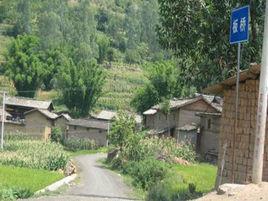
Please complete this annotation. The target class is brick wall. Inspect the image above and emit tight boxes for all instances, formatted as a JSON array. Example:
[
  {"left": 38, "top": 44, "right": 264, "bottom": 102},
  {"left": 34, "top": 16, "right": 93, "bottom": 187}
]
[{"left": 217, "top": 79, "right": 261, "bottom": 185}]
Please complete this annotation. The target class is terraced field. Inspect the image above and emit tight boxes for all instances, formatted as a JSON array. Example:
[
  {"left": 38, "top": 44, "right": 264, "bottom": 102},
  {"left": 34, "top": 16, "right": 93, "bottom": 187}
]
[{"left": 96, "top": 64, "right": 147, "bottom": 111}]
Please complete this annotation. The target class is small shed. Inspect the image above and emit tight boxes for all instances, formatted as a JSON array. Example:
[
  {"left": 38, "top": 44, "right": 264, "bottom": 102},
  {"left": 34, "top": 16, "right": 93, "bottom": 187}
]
[
  {"left": 196, "top": 112, "right": 221, "bottom": 162},
  {"left": 204, "top": 63, "right": 265, "bottom": 186},
  {"left": 177, "top": 123, "right": 198, "bottom": 145},
  {"left": 67, "top": 119, "right": 109, "bottom": 146}
]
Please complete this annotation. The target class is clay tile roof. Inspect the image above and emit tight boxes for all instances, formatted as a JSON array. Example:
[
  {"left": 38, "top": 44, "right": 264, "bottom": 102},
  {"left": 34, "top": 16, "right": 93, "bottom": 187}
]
[
  {"left": 143, "top": 94, "right": 223, "bottom": 115},
  {"left": 5, "top": 96, "right": 53, "bottom": 110},
  {"left": 204, "top": 63, "right": 260, "bottom": 95},
  {"left": 57, "top": 113, "right": 72, "bottom": 121},
  {"left": 24, "top": 109, "right": 58, "bottom": 120},
  {"left": 94, "top": 110, "right": 117, "bottom": 121},
  {"left": 68, "top": 119, "right": 109, "bottom": 130}
]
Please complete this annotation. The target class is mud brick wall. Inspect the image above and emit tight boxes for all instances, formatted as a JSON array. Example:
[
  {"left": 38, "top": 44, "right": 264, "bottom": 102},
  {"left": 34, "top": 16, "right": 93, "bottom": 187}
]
[{"left": 217, "top": 78, "right": 268, "bottom": 185}]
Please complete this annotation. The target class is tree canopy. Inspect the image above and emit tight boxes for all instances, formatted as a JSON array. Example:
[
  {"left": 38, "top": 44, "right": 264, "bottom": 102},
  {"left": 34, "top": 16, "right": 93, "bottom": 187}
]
[{"left": 157, "top": 0, "right": 265, "bottom": 89}]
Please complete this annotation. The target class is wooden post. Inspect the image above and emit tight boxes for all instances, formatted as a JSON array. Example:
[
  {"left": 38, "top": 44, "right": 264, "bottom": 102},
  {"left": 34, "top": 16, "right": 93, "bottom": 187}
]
[{"left": 252, "top": 0, "right": 268, "bottom": 184}]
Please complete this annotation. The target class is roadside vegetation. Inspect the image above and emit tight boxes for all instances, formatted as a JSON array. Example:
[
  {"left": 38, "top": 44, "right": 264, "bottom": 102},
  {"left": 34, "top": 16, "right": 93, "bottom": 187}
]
[{"left": 106, "top": 113, "right": 217, "bottom": 201}]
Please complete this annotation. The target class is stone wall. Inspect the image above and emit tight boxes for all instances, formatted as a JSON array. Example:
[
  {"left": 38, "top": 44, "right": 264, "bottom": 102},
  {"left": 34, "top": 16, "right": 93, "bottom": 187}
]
[{"left": 217, "top": 79, "right": 261, "bottom": 186}]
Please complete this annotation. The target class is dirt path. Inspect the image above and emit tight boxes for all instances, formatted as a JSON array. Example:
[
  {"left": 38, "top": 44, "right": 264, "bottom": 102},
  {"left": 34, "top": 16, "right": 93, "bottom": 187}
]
[
  {"left": 194, "top": 183, "right": 268, "bottom": 201},
  {"left": 23, "top": 153, "right": 138, "bottom": 201}
]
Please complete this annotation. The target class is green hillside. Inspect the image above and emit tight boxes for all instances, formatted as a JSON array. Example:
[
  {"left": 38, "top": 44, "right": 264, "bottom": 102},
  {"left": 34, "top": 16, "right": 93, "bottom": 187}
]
[
  {"left": 36, "top": 63, "right": 147, "bottom": 112},
  {"left": 96, "top": 63, "right": 147, "bottom": 111}
]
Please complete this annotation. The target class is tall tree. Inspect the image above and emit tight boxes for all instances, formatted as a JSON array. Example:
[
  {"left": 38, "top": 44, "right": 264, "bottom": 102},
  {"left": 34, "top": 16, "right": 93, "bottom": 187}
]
[
  {"left": 157, "top": 0, "right": 265, "bottom": 89},
  {"left": 57, "top": 60, "right": 105, "bottom": 117},
  {"left": 131, "top": 61, "right": 196, "bottom": 113},
  {"left": 4, "top": 35, "right": 46, "bottom": 98}
]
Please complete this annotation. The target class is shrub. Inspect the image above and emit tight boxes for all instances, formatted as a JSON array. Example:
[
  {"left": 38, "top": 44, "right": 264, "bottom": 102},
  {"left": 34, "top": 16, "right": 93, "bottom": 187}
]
[
  {"left": 108, "top": 112, "right": 136, "bottom": 150},
  {"left": 50, "top": 127, "right": 63, "bottom": 143},
  {"left": 63, "top": 138, "right": 97, "bottom": 151},
  {"left": 123, "top": 158, "right": 168, "bottom": 190}
]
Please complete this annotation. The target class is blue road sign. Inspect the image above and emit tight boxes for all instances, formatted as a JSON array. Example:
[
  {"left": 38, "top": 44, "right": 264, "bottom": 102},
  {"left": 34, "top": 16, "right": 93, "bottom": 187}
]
[{"left": 230, "top": 6, "right": 250, "bottom": 44}]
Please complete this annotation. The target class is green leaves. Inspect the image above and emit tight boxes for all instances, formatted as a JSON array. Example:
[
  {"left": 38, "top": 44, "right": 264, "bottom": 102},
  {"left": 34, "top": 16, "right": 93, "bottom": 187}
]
[
  {"left": 132, "top": 61, "right": 196, "bottom": 113},
  {"left": 4, "top": 35, "right": 45, "bottom": 97},
  {"left": 157, "top": 0, "right": 265, "bottom": 89},
  {"left": 57, "top": 59, "right": 105, "bottom": 117}
]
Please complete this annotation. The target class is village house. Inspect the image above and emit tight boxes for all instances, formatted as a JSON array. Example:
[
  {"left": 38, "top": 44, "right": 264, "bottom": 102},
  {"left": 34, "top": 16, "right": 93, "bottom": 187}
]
[
  {"left": 5, "top": 96, "right": 54, "bottom": 120},
  {"left": 204, "top": 63, "right": 267, "bottom": 186},
  {"left": 143, "top": 94, "right": 222, "bottom": 145},
  {"left": 67, "top": 118, "right": 109, "bottom": 146}
]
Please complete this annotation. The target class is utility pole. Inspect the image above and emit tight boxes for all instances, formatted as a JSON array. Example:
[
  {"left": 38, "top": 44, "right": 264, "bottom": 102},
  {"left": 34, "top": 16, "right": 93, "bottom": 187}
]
[
  {"left": 252, "top": 0, "right": 268, "bottom": 184},
  {"left": 1, "top": 91, "right": 6, "bottom": 150}
]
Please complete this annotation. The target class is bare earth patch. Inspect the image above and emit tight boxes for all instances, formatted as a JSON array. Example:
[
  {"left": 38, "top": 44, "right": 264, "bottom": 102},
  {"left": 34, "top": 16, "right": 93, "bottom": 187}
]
[{"left": 195, "top": 182, "right": 268, "bottom": 201}]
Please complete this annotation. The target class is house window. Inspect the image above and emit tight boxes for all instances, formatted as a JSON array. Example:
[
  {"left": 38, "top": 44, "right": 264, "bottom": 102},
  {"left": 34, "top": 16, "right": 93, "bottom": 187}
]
[
  {"left": 87, "top": 128, "right": 89, "bottom": 131},
  {"left": 74, "top": 126, "right": 77, "bottom": 130},
  {"left": 207, "top": 119, "right": 211, "bottom": 130},
  {"left": 99, "top": 130, "right": 102, "bottom": 133}
]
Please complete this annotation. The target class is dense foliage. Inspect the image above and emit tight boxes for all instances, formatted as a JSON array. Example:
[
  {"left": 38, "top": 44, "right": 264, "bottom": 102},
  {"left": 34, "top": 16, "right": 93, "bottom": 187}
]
[
  {"left": 108, "top": 112, "right": 136, "bottom": 150},
  {"left": 107, "top": 112, "right": 196, "bottom": 183},
  {"left": 57, "top": 59, "right": 105, "bottom": 117},
  {"left": 4, "top": 35, "right": 47, "bottom": 97},
  {"left": 131, "top": 61, "right": 196, "bottom": 113},
  {"left": 0, "top": 0, "right": 165, "bottom": 64},
  {"left": 157, "top": 0, "right": 265, "bottom": 89}
]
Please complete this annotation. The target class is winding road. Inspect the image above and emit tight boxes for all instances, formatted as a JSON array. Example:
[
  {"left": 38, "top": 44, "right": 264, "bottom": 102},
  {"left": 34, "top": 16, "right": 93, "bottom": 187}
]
[{"left": 24, "top": 153, "right": 138, "bottom": 201}]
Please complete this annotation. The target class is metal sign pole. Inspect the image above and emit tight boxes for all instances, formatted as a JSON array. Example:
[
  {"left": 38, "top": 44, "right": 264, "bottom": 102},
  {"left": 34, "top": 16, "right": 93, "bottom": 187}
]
[
  {"left": 1, "top": 91, "right": 6, "bottom": 150},
  {"left": 252, "top": 0, "right": 268, "bottom": 184},
  {"left": 232, "top": 43, "right": 241, "bottom": 182}
]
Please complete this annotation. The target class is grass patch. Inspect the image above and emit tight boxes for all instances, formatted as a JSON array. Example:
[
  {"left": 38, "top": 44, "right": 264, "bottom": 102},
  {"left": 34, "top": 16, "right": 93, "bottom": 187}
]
[
  {"left": 147, "top": 163, "right": 217, "bottom": 201},
  {"left": 0, "top": 165, "right": 64, "bottom": 192},
  {"left": 172, "top": 163, "right": 217, "bottom": 194}
]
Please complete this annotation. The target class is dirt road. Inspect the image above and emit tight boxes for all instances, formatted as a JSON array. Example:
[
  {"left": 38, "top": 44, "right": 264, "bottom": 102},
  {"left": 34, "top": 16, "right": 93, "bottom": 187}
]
[{"left": 23, "top": 153, "right": 138, "bottom": 201}]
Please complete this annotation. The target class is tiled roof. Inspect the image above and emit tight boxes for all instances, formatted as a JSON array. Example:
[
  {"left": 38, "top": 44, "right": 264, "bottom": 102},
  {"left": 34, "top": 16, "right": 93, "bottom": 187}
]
[
  {"left": 56, "top": 113, "right": 72, "bottom": 121},
  {"left": 24, "top": 109, "right": 58, "bottom": 120},
  {"left": 68, "top": 119, "right": 109, "bottom": 130},
  {"left": 94, "top": 110, "right": 117, "bottom": 120},
  {"left": 143, "top": 94, "right": 223, "bottom": 115},
  {"left": 5, "top": 96, "right": 53, "bottom": 110},
  {"left": 92, "top": 110, "right": 142, "bottom": 124},
  {"left": 204, "top": 63, "right": 260, "bottom": 94}
]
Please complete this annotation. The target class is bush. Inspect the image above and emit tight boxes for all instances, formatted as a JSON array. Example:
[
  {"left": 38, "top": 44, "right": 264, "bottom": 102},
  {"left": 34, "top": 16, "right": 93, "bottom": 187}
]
[
  {"left": 50, "top": 127, "right": 63, "bottom": 143},
  {"left": 63, "top": 138, "right": 97, "bottom": 151},
  {"left": 123, "top": 158, "right": 168, "bottom": 190},
  {"left": 0, "top": 139, "right": 69, "bottom": 171},
  {"left": 108, "top": 112, "right": 136, "bottom": 150}
]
